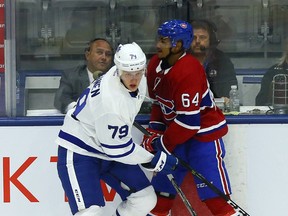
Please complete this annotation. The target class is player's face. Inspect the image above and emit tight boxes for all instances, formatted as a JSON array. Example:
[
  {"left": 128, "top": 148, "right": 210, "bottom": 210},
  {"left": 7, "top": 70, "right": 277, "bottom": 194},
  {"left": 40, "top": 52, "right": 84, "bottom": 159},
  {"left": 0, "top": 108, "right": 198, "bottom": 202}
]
[
  {"left": 85, "top": 40, "right": 113, "bottom": 73},
  {"left": 191, "top": 28, "right": 210, "bottom": 53},
  {"left": 120, "top": 70, "right": 145, "bottom": 92},
  {"left": 156, "top": 36, "right": 172, "bottom": 59}
]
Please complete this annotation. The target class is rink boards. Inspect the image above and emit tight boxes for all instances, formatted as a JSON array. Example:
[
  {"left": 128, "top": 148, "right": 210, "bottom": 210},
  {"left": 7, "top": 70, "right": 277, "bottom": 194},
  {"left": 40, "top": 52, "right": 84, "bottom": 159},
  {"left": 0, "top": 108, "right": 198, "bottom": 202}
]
[{"left": 0, "top": 120, "right": 288, "bottom": 216}]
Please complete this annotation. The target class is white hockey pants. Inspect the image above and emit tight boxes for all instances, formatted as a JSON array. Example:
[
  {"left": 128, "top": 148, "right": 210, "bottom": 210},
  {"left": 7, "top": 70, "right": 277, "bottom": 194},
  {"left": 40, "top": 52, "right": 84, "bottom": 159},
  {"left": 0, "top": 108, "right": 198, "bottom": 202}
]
[
  {"left": 114, "top": 185, "right": 157, "bottom": 216},
  {"left": 74, "top": 185, "right": 156, "bottom": 216}
]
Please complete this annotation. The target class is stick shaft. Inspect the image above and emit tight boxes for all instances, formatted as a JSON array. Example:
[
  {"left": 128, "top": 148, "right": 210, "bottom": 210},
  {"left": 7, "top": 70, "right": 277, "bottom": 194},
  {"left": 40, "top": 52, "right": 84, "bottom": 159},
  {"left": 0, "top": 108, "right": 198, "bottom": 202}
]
[{"left": 167, "top": 174, "right": 197, "bottom": 216}]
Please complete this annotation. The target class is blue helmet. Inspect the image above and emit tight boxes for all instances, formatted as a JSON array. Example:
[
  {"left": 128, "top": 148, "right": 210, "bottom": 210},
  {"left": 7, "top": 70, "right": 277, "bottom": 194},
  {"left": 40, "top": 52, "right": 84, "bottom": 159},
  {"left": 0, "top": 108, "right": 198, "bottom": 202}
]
[{"left": 158, "top": 20, "right": 193, "bottom": 50}]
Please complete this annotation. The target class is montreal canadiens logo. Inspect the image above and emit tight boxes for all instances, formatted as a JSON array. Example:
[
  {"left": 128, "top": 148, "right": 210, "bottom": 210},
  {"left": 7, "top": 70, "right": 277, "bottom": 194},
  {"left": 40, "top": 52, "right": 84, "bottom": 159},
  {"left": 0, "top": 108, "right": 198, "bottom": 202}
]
[
  {"left": 180, "top": 23, "right": 187, "bottom": 29},
  {"left": 156, "top": 95, "right": 176, "bottom": 120}
]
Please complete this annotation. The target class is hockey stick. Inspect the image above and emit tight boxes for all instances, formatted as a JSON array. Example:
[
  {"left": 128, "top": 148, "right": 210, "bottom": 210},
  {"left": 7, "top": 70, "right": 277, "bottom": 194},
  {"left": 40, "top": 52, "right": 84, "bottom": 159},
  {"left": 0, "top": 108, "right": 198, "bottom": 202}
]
[
  {"left": 133, "top": 121, "right": 250, "bottom": 216},
  {"left": 134, "top": 122, "right": 197, "bottom": 216},
  {"left": 167, "top": 174, "right": 197, "bottom": 216}
]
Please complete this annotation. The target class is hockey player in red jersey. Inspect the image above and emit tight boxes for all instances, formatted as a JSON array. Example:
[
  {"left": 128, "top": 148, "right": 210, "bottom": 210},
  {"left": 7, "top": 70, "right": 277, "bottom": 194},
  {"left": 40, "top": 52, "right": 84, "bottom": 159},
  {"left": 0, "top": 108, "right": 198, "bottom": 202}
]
[{"left": 143, "top": 20, "right": 237, "bottom": 216}]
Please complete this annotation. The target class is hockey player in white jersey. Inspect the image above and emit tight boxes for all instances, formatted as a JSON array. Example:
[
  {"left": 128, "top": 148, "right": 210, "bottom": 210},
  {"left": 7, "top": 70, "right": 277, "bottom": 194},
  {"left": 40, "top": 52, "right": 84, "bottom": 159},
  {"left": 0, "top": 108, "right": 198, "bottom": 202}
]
[{"left": 56, "top": 42, "right": 178, "bottom": 216}]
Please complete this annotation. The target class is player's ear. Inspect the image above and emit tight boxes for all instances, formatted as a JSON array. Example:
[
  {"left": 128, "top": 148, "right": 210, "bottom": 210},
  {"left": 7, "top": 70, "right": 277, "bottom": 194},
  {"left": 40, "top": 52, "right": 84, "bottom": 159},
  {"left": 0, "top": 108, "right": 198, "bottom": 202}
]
[{"left": 172, "top": 40, "right": 183, "bottom": 53}]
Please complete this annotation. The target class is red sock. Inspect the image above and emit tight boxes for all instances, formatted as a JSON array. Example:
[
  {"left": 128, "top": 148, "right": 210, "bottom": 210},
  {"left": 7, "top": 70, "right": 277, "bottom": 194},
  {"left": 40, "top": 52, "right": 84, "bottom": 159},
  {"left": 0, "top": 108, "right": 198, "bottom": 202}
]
[
  {"left": 150, "top": 196, "right": 174, "bottom": 216},
  {"left": 203, "top": 196, "right": 236, "bottom": 216}
]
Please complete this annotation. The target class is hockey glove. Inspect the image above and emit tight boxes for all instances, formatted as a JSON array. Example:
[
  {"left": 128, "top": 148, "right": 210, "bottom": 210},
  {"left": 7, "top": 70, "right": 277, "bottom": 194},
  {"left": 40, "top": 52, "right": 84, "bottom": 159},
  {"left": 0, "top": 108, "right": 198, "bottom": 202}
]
[
  {"left": 142, "top": 133, "right": 159, "bottom": 153},
  {"left": 150, "top": 135, "right": 170, "bottom": 155},
  {"left": 141, "top": 128, "right": 164, "bottom": 151},
  {"left": 142, "top": 151, "right": 178, "bottom": 174}
]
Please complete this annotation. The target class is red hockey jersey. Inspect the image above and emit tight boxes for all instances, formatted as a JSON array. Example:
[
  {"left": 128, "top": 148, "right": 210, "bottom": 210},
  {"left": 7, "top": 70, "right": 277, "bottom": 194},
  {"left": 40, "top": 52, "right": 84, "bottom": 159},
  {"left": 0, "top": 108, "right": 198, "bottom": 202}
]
[{"left": 147, "top": 53, "right": 228, "bottom": 152}]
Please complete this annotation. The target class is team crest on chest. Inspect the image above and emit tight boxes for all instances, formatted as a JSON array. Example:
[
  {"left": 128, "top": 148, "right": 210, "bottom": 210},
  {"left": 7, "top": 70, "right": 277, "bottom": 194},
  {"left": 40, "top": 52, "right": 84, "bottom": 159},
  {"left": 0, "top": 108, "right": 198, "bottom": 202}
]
[{"left": 156, "top": 95, "right": 176, "bottom": 120}]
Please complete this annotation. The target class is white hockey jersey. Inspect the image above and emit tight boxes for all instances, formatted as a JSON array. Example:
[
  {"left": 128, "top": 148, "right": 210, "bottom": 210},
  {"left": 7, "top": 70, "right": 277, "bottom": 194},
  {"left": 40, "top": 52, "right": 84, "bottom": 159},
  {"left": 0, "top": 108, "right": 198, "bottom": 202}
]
[{"left": 56, "top": 66, "right": 153, "bottom": 164}]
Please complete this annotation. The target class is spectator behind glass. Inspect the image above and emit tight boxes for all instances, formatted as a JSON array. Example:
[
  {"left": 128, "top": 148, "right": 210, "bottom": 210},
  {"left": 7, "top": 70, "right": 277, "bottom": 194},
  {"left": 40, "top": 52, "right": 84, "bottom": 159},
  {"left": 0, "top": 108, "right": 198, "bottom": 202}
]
[
  {"left": 256, "top": 40, "right": 288, "bottom": 106},
  {"left": 190, "top": 19, "right": 238, "bottom": 101},
  {"left": 54, "top": 38, "right": 113, "bottom": 113}
]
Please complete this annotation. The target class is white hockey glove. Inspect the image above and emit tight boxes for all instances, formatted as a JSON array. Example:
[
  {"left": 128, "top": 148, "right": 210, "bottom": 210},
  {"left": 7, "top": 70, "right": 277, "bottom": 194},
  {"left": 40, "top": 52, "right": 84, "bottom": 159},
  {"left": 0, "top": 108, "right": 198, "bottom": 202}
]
[{"left": 142, "top": 151, "right": 178, "bottom": 174}]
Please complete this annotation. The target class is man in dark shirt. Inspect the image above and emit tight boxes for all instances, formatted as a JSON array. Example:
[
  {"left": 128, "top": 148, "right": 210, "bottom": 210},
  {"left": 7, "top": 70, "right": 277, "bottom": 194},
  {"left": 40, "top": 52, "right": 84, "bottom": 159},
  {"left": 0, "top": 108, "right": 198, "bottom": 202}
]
[
  {"left": 190, "top": 19, "right": 238, "bottom": 100},
  {"left": 256, "top": 63, "right": 288, "bottom": 106}
]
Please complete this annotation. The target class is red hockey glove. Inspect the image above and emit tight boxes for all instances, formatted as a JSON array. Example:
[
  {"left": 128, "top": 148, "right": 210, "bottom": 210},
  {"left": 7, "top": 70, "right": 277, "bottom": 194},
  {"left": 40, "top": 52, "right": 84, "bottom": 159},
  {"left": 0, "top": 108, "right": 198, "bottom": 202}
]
[
  {"left": 147, "top": 127, "right": 164, "bottom": 136},
  {"left": 142, "top": 127, "right": 163, "bottom": 144},
  {"left": 142, "top": 133, "right": 159, "bottom": 153},
  {"left": 142, "top": 135, "right": 171, "bottom": 155}
]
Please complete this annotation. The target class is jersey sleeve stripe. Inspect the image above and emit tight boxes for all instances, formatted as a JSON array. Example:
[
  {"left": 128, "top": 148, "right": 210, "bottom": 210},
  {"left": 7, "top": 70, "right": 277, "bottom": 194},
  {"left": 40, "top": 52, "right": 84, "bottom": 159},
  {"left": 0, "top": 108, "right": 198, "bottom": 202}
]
[
  {"left": 59, "top": 130, "right": 137, "bottom": 159},
  {"left": 201, "top": 91, "right": 214, "bottom": 107},
  {"left": 176, "top": 110, "right": 200, "bottom": 115},
  {"left": 175, "top": 113, "right": 200, "bottom": 127},
  {"left": 202, "top": 88, "right": 210, "bottom": 98},
  {"left": 198, "top": 120, "right": 227, "bottom": 134},
  {"left": 175, "top": 118, "right": 201, "bottom": 130},
  {"left": 58, "top": 130, "right": 105, "bottom": 155},
  {"left": 101, "top": 139, "right": 133, "bottom": 149},
  {"left": 101, "top": 139, "right": 137, "bottom": 158},
  {"left": 104, "top": 143, "right": 136, "bottom": 159},
  {"left": 149, "top": 121, "right": 166, "bottom": 131}
]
